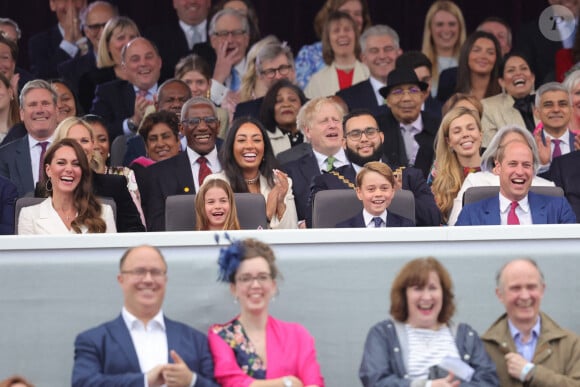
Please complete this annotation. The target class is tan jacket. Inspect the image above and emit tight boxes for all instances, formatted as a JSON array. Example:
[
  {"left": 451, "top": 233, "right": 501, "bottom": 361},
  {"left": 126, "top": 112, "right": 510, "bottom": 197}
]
[{"left": 481, "top": 312, "right": 580, "bottom": 387}]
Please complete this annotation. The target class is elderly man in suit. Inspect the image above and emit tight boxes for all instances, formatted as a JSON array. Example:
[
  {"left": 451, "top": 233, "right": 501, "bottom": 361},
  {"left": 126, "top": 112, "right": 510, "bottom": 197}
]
[
  {"left": 336, "top": 25, "right": 401, "bottom": 114},
  {"left": 145, "top": 97, "right": 222, "bottom": 231},
  {"left": 376, "top": 67, "right": 441, "bottom": 178},
  {"left": 90, "top": 37, "right": 162, "bottom": 140},
  {"left": 72, "top": 245, "right": 218, "bottom": 387},
  {"left": 456, "top": 140, "right": 576, "bottom": 225},
  {"left": 0, "top": 80, "right": 58, "bottom": 197}
]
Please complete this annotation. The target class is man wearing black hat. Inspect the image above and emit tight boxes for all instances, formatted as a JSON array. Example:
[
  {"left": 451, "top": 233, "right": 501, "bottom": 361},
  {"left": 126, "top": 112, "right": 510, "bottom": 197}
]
[{"left": 376, "top": 67, "right": 441, "bottom": 178}]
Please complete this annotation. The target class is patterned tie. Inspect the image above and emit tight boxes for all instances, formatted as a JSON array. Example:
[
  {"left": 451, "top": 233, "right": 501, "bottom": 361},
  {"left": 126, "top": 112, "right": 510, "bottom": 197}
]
[
  {"left": 325, "top": 156, "right": 336, "bottom": 171},
  {"left": 372, "top": 217, "right": 383, "bottom": 228},
  {"left": 137, "top": 89, "right": 148, "bottom": 99},
  {"left": 38, "top": 141, "right": 49, "bottom": 182},
  {"left": 552, "top": 139, "right": 562, "bottom": 159},
  {"left": 230, "top": 68, "right": 241, "bottom": 92},
  {"left": 507, "top": 201, "right": 520, "bottom": 225},
  {"left": 197, "top": 156, "right": 211, "bottom": 186}
]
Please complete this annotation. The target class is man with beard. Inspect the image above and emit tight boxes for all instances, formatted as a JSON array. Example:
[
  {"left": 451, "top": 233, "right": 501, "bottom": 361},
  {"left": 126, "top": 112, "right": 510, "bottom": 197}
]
[{"left": 309, "top": 109, "right": 440, "bottom": 226}]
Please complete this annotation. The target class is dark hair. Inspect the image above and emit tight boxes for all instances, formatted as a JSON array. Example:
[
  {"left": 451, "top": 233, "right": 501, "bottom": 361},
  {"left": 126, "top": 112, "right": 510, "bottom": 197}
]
[
  {"left": 195, "top": 178, "right": 241, "bottom": 230},
  {"left": 43, "top": 139, "right": 107, "bottom": 233},
  {"left": 49, "top": 78, "right": 84, "bottom": 116},
  {"left": 219, "top": 117, "right": 279, "bottom": 192},
  {"left": 322, "top": 11, "right": 361, "bottom": 65},
  {"left": 139, "top": 110, "right": 180, "bottom": 140},
  {"left": 259, "top": 79, "right": 307, "bottom": 134},
  {"left": 82, "top": 113, "right": 108, "bottom": 131},
  {"left": 456, "top": 31, "right": 502, "bottom": 98},
  {"left": 395, "top": 50, "right": 433, "bottom": 72},
  {"left": 498, "top": 51, "right": 534, "bottom": 78},
  {"left": 390, "top": 257, "right": 456, "bottom": 324},
  {"left": 342, "top": 108, "right": 376, "bottom": 135}
]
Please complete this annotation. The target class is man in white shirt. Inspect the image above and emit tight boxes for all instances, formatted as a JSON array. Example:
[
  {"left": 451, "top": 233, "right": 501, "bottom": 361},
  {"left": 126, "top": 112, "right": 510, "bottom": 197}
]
[{"left": 72, "top": 245, "right": 218, "bottom": 387}]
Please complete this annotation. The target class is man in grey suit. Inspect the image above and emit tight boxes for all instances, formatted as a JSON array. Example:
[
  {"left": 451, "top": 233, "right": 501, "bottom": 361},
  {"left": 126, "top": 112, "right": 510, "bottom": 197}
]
[{"left": 0, "top": 80, "right": 58, "bottom": 197}]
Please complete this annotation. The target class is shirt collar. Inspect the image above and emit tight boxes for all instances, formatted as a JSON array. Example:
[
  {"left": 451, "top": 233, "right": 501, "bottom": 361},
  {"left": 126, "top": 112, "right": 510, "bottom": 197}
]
[
  {"left": 499, "top": 192, "right": 530, "bottom": 214},
  {"left": 178, "top": 19, "right": 207, "bottom": 41},
  {"left": 508, "top": 315, "right": 541, "bottom": 341},
  {"left": 121, "top": 306, "right": 165, "bottom": 331},
  {"left": 362, "top": 209, "right": 387, "bottom": 226},
  {"left": 28, "top": 134, "right": 54, "bottom": 149},
  {"left": 312, "top": 148, "right": 347, "bottom": 171},
  {"left": 133, "top": 84, "right": 158, "bottom": 99},
  {"left": 400, "top": 114, "right": 423, "bottom": 133},
  {"left": 187, "top": 145, "right": 219, "bottom": 167}
]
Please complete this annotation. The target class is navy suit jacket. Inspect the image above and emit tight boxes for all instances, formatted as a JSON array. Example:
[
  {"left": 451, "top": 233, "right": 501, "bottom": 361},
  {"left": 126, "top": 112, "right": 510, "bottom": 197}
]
[
  {"left": 58, "top": 51, "right": 97, "bottom": 112},
  {"left": 0, "top": 136, "right": 34, "bottom": 197},
  {"left": 280, "top": 151, "right": 320, "bottom": 223},
  {"left": 233, "top": 97, "right": 263, "bottom": 120},
  {"left": 90, "top": 79, "right": 136, "bottom": 140},
  {"left": 335, "top": 79, "right": 382, "bottom": 114},
  {"left": 376, "top": 110, "right": 440, "bottom": 179},
  {"left": 72, "top": 314, "right": 218, "bottom": 387},
  {"left": 28, "top": 25, "right": 76, "bottom": 79},
  {"left": 336, "top": 211, "right": 414, "bottom": 228},
  {"left": 0, "top": 175, "right": 17, "bottom": 235},
  {"left": 310, "top": 163, "right": 441, "bottom": 227},
  {"left": 455, "top": 192, "right": 577, "bottom": 225},
  {"left": 437, "top": 67, "right": 457, "bottom": 104},
  {"left": 548, "top": 150, "right": 580, "bottom": 222}
]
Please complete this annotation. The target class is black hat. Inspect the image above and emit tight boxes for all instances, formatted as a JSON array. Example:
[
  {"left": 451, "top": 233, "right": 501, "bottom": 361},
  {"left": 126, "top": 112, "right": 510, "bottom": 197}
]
[{"left": 379, "top": 67, "right": 429, "bottom": 98}]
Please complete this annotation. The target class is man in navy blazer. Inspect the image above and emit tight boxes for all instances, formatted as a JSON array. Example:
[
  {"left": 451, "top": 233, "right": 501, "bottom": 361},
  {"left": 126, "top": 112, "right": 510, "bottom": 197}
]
[
  {"left": 72, "top": 245, "right": 218, "bottom": 387},
  {"left": 456, "top": 141, "right": 576, "bottom": 225}
]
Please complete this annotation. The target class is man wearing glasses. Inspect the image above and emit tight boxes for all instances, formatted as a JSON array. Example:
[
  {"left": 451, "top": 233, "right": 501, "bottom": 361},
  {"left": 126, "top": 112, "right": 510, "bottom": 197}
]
[
  {"left": 145, "top": 97, "right": 223, "bottom": 231},
  {"left": 376, "top": 67, "right": 441, "bottom": 178},
  {"left": 72, "top": 245, "right": 218, "bottom": 387}
]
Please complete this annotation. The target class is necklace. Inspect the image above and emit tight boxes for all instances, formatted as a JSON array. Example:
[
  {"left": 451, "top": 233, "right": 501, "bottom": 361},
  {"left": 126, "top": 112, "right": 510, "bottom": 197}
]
[
  {"left": 56, "top": 208, "right": 77, "bottom": 222},
  {"left": 245, "top": 174, "right": 260, "bottom": 185}
]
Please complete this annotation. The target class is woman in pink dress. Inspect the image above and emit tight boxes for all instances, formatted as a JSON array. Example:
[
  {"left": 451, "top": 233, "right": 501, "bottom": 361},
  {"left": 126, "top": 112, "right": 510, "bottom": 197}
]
[{"left": 208, "top": 237, "right": 325, "bottom": 387}]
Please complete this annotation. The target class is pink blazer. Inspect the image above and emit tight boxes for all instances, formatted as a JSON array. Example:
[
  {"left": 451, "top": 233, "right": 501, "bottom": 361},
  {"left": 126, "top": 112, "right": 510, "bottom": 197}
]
[{"left": 208, "top": 315, "right": 324, "bottom": 387}]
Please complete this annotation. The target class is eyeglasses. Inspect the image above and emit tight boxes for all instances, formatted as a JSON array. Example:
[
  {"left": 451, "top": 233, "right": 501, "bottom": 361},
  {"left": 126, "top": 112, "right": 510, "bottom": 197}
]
[
  {"left": 260, "top": 64, "right": 293, "bottom": 79},
  {"left": 121, "top": 268, "right": 166, "bottom": 279},
  {"left": 389, "top": 86, "right": 422, "bottom": 99},
  {"left": 236, "top": 273, "right": 272, "bottom": 285},
  {"left": 85, "top": 22, "right": 107, "bottom": 31},
  {"left": 346, "top": 127, "right": 380, "bottom": 140},
  {"left": 182, "top": 116, "right": 219, "bottom": 127},
  {"left": 213, "top": 29, "right": 247, "bottom": 38}
]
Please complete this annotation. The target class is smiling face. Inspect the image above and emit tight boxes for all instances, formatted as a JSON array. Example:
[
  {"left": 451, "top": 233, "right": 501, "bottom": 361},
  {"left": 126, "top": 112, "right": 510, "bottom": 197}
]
[
  {"left": 204, "top": 186, "right": 231, "bottom": 230},
  {"left": 45, "top": 145, "right": 82, "bottom": 195},
  {"left": 146, "top": 122, "right": 180, "bottom": 162},
  {"left": 446, "top": 113, "right": 482, "bottom": 164},
  {"left": 52, "top": 82, "right": 76, "bottom": 124},
  {"left": 122, "top": 38, "right": 162, "bottom": 91},
  {"left": 180, "top": 70, "right": 210, "bottom": 97},
  {"left": 209, "top": 14, "right": 249, "bottom": 67},
  {"left": 386, "top": 84, "right": 423, "bottom": 124},
  {"left": 118, "top": 246, "right": 167, "bottom": 322},
  {"left": 258, "top": 53, "right": 295, "bottom": 88},
  {"left": 499, "top": 56, "right": 535, "bottom": 99},
  {"left": 233, "top": 122, "right": 264, "bottom": 173},
  {"left": 406, "top": 271, "right": 443, "bottom": 329},
  {"left": 497, "top": 260, "right": 545, "bottom": 330},
  {"left": 356, "top": 170, "right": 395, "bottom": 216},
  {"left": 328, "top": 18, "right": 356, "bottom": 60},
  {"left": 468, "top": 37, "right": 496, "bottom": 76},
  {"left": 0, "top": 41, "right": 15, "bottom": 80},
  {"left": 362, "top": 34, "right": 401, "bottom": 83},
  {"left": 108, "top": 26, "right": 139, "bottom": 66},
  {"left": 274, "top": 87, "right": 301, "bottom": 131},
  {"left": 431, "top": 10, "right": 460, "bottom": 54},
  {"left": 182, "top": 103, "right": 219, "bottom": 154},
  {"left": 496, "top": 141, "right": 534, "bottom": 202},
  {"left": 344, "top": 114, "right": 384, "bottom": 163},
  {"left": 67, "top": 124, "right": 94, "bottom": 159},
  {"left": 304, "top": 102, "right": 344, "bottom": 155},
  {"left": 173, "top": 0, "right": 210, "bottom": 25},
  {"left": 230, "top": 256, "right": 276, "bottom": 314},
  {"left": 157, "top": 81, "right": 190, "bottom": 119},
  {"left": 535, "top": 90, "right": 571, "bottom": 136},
  {"left": 90, "top": 121, "right": 110, "bottom": 160},
  {"left": 337, "top": 0, "right": 364, "bottom": 33},
  {"left": 20, "top": 88, "right": 57, "bottom": 141}
]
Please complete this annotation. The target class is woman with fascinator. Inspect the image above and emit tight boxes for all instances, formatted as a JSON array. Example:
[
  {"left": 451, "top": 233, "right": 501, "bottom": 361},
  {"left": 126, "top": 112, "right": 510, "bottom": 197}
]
[{"left": 208, "top": 238, "right": 324, "bottom": 387}]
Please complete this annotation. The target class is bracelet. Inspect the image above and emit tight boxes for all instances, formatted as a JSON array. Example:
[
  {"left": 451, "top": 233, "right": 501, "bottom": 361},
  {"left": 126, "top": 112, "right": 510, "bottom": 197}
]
[{"left": 519, "top": 362, "right": 535, "bottom": 382}]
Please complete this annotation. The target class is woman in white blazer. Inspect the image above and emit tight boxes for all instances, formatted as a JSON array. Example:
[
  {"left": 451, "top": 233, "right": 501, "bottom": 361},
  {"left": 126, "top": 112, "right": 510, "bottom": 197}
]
[
  {"left": 305, "top": 11, "right": 369, "bottom": 99},
  {"left": 18, "top": 139, "right": 116, "bottom": 234}
]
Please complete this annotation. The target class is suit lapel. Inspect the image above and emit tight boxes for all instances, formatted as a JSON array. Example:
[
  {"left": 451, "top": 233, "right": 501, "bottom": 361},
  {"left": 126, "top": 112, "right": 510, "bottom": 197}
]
[
  {"left": 107, "top": 315, "right": 141, "bottom": 371},
  {"left": 178, "top": 152, "right": 196, "bottom": 193},
  {"left": 354, "top": 213, "right": 366, "bottom": 227},
  {"left": 529, "top": 192, "right": 547, "bottom": 224},
  {"left": 386, "top": 213, "right": 401, "bottom": 227},
  {"left": 484, "top": 197, "right": 502, "bottom": 225},
  {"left": 165, "top": 317, "right": 180, "bottom": 363},
  {"left": 122, "top": 82, "right": 136, "bottom": 117},
  {"left": 15, "top": 137, "right": 34, "bottom": 194}
]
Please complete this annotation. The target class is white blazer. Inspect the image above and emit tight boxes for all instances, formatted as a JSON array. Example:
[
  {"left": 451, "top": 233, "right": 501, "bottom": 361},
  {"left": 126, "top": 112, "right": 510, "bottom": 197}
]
[
  {"left": 304, "top": 61, "right": 370, "bottom": 99},
  {"left": 18, "top": 198, "right": 117, "bottom": 235}
]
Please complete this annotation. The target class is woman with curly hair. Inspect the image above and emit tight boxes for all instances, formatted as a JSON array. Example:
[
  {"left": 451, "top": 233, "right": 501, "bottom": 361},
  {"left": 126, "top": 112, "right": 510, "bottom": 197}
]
[
  {"left": 209, "top": 237, "right": 324, "bottom": 386},
  {"left": 18, "top": 138, "right": 116, "bottom": 234}
]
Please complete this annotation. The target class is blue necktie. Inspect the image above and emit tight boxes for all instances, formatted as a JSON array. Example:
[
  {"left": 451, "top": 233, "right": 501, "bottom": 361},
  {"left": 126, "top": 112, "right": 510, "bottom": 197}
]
[
  {"left": 230, "top": 68, "right": 240, "bottom": 92},
  {"left": 372, "top": 217, "right": 383, "bottom": 228}
]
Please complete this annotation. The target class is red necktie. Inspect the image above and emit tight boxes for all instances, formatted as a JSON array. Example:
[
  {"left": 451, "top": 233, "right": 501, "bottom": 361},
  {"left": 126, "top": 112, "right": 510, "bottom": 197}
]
[
  {"left": 38, "top": 141, "right": 49, "bottom": 181},
  {"left": 507, "top": 201, "right": 520, "bottom": 225},
  {"left": 552, "top": 139, "right": 562, "bottom": 159},
  {"left": 197, "top": 156, "right": 211, "bottom": 186}
]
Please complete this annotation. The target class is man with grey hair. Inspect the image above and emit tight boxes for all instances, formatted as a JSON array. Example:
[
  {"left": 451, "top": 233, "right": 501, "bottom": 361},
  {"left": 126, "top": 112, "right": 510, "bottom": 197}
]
[
  {"left": 481, "top": 258, "right": 580, "bottom": 386},
  {"left": 0, "top": 80, "right": 58, "bottom": 197},
  {"left": 145, "top": 97, "right": 223, "bottom": 231},
  {"left": 208, "top": 8, "right": 250, "bottom": 106},
  {"left": 0, "top": 18, "right": 22, "bottom": 42},
  {"left": 336, "top": 24, "right": 402, "bottom": 113}
]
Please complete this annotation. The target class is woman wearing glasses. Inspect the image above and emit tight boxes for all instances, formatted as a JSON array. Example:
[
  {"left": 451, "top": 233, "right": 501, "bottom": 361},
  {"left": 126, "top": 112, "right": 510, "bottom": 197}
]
[
  {"left": 209, "top": 237, "right": 324, "bottom": 387},
  {"left": 205, "top": 117, "right": 298, "bottom": 229}
]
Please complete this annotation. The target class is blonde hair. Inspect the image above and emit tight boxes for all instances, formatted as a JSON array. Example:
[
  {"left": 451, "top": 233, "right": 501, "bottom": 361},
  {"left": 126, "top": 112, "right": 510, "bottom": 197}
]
[
  {"left": 421, "top": 1, "right": 466, "bottom": 85},
  {"left": 195, "top": 179, "right": 241, "bottom": 230},
  {"left": 96, "top": 16, "right": 140, "bottom": 68},
  {"left": 53, "top": 116, "right": 105, "bottom": 173},
  {"left": 239, "top": 35, "right": 280, "bottom": 102},
  {"left": 432, "top": 107, "right": 481, "bottom": 223}
]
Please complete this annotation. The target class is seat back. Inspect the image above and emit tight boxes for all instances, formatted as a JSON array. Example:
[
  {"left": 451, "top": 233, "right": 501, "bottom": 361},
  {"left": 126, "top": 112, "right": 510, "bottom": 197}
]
[{"left": 463, "top": 186, "right": 565, "bottom": 205}]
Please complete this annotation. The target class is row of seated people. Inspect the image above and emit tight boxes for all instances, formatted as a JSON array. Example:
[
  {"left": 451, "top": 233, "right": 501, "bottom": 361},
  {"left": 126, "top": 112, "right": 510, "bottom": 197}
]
[{"left": 6, "top": 240, "right": 576, "bottom": 386}]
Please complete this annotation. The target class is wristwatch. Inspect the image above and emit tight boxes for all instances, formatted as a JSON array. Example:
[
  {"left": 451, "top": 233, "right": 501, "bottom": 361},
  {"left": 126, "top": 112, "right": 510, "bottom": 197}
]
[
  {"left": 283, "top": 377, "right": 292, "bottom": 387},
  {"left": 127, "top": 118, "right": 137, "bottom": 132}
]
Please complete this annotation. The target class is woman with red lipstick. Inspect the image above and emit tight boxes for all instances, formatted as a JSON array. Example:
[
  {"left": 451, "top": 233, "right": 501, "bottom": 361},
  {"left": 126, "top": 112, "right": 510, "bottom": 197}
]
[
  {"left": 195, "top": 178, "right": 240, "bottom": 230},
  {"left": 209, "top": 237, "right": 324, "bottom": 387},
  {"left": 18, "top": 138, "right": 116, "bottom": 234},
  {"left": 259, "top": 79, "right": 307, "bottom": 156},
  {"left": 431, "top": 107, "right": 483, "bottom": 224},
  {"left": 360, "top": 257, "right": 498, "bottom": 386},
  {"left": 207, "top": 117, "right": 298, "bottom": 229}
]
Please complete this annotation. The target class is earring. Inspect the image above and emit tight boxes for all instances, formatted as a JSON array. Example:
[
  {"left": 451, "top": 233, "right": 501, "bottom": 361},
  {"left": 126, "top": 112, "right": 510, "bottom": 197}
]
[{"left": 45, "top": 177, "right": 53, "bottom": 192}]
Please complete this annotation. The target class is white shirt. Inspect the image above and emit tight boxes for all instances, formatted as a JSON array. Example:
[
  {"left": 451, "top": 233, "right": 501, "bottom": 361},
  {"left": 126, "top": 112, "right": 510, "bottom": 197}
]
[
  {"left": 369, "top": 76, "right": 386, "bottom": 106},
  {"left": 179, "top": 19, "right": 207, "bottom": 49},
  {"left": 362, "top": 209, "right": 387, "bottom": 227},
  {"left": 399, "top": 115, "right": 423, "bottom": 166},
  {"left": 312, "top": 148, "right": 347, "bottom": 172},
  {"left": 210, "top": 58, "right": 247, "bottom": 105},
  {"left": 186, "top": 146, "right": 221, "bottom": 192},
  {"left": 499, "top": 193, "right": 533, "bottom": 225},
  {"left": 28, "top": 135, "right": 53, "bottom": 185},
  {"left": 57, "top": 23, "right": 80, "bottom": 58}
]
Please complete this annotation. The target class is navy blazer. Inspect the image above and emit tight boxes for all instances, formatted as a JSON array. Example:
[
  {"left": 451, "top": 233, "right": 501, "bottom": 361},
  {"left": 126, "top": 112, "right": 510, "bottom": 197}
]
[
  {"left": 58, "top": 51, "right": 97, "bottom": 112},
  {"left": 376, "top": 110, "right": 440, "bottom": 179},
  {"left": 280, "top": 151, "right": 321, "bottom": 223},
  {"left": 310, "top": 163, "right": 441, "bottom": 227},
  {"left": 335, "top": 79, "right": 382, "bottom": 114},
  {"left": 0, "top": 175, "right": 17, "bottom": 235},
  {"left": 72, "top": 314, "right": 218, "bottom": 387},
  {"left": 28, "top": 25, "right": 76, "bottom": 79},
  {"left": 90, "top": 79, "right": 136, "bottom": 140},
  {"left": 336, "top": 211, "right": 415, "bottom": 228},
  {"left": 276, "top": 142, "right": 312, "bottom": 165},
  {"left": 0, "top": 136, "right": 34, "bottom": 197},
  {"left": 233, "top": 97, "right": 263, "bottom": 120},
  {"left": 456, "top": 191, "right": 577, "bottom": 225},
  {"left": 548, "top": 150, "right": 580, "bottom": 222},
  {"left": 437, "top": 66, "right": 457, "bottom": 104}
]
